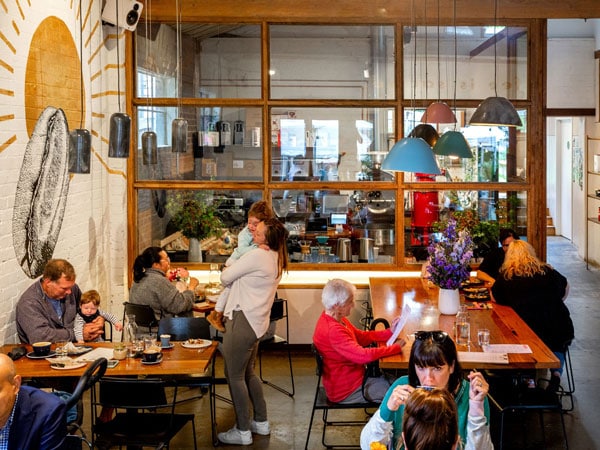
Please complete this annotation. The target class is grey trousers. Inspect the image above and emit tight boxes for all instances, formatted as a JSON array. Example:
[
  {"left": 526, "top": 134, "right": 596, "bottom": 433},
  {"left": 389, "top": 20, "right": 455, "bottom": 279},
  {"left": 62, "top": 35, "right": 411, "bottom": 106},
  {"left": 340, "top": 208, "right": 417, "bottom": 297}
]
[{"left": 222, "top": 310, "right": 267, "bottom": 431}]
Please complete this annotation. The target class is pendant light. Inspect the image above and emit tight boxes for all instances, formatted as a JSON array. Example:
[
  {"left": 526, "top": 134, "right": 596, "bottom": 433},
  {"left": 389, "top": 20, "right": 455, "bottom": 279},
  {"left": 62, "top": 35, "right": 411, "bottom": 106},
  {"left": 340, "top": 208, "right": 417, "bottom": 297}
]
[
  {"left": 171, "top": 0, "right": 188, "bottom": 153},
  {"left": 421, "top": 0, "right": 456, "bottom": 125},
  {"left": 433, "top": 0, "right": 473, "bottom": 159},
  {"left": 69, "top": 0, "right": 91, "bottom": 173},
  {"left": 382, "top": 0, "right": 441, "bottom": 176},
  {"left": 108, "top": 0, "right": 131, "bottom": 158},
  {"left": 469, "top": 0, "right": 522, "bottom": 127},
  {"left": 142, "top": 0, "right": 158, "bottom": 165}
]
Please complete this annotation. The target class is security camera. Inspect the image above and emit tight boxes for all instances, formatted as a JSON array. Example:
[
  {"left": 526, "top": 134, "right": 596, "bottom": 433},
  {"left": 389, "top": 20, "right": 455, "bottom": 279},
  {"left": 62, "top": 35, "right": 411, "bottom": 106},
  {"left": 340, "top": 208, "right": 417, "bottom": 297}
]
[{"left": 102, "top": 0, "right": 143, "bottom": 32}]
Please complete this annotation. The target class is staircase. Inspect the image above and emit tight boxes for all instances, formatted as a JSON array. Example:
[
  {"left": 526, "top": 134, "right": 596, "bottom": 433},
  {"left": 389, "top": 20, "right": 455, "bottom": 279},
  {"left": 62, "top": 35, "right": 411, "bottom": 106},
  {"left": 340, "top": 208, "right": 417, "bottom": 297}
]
[{"left": 546, "top": 208, "right": 556, "bottom": 236}]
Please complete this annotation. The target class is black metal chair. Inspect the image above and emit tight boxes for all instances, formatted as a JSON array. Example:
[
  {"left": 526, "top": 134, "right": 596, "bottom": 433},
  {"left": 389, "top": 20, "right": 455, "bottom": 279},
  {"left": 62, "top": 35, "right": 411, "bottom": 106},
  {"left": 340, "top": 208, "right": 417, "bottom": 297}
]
[
  {"left": 538, "top": 346, "right": 575, "bottom": 412},
  {"left": 63, "top": 358, "right": 108, "bottom": 449},
  {"left": 122, "top": 301, "right": 159, "bottom": 338},
  {"left": 304, "top": 345, "right": 380, "bottom": 449},
  {"left": 258, "top": 296, "right": 295, "bottom": 397},
  {"left": 157, "top": 316, "right": 225, "bottom": 446},
  {"left": 91, "top": 377, "right": 197, "bottom": 450},
  {"left": 488, "top": 372, "right": 569, "bottom": 449}
]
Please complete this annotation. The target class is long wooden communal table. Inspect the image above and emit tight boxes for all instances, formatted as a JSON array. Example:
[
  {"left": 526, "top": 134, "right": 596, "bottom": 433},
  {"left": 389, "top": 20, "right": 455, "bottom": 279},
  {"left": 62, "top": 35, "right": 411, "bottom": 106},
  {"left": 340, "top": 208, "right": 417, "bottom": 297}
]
[
  {"left": 1, "top": 341, "right": 218, "bottom": 378},
  {"left": 369, "top": 277, "right": 560, "bottom": 370}
]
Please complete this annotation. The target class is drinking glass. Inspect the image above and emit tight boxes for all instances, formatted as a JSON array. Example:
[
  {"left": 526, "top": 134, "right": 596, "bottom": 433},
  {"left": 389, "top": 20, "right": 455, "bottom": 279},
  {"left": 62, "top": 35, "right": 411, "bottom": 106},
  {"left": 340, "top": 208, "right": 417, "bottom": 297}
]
[
  {"left": 55, "top": 340, "right": 69, "bottom": 357},
  {"left": 478, "top": 328, "right": 491, "bottom": 347}
]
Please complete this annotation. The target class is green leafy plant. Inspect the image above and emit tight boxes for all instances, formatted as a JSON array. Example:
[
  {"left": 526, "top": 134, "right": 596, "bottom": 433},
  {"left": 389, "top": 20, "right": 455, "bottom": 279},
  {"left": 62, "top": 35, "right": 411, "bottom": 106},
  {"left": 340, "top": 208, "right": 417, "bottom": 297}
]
[
  {"left": 433, "top": 210, "right": 500, "bottom": 258},
  {"left": 166, "top": 191, "right": 224, "bottom": 240}
]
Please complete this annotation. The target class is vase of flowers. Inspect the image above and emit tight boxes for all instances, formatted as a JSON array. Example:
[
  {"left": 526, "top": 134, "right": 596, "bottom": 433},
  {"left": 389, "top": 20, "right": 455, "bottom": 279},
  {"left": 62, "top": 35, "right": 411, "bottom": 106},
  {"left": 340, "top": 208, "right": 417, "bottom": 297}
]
[{"left": 426, "top": 218, "right": 474, "bottom": 315}]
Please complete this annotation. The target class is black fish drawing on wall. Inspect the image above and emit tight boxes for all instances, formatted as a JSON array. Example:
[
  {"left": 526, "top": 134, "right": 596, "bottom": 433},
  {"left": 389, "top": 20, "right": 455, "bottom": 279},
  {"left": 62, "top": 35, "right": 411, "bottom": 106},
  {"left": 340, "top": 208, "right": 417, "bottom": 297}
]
[{"left": 13, "top": 106, "right": 70, "bottom": 278}]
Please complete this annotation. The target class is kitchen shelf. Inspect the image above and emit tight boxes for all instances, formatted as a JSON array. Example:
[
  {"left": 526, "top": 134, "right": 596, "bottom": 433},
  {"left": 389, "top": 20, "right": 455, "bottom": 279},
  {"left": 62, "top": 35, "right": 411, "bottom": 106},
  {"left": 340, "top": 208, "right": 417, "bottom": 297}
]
[{"left": 585, "top": 136, "right": 600, "bottom": 270}]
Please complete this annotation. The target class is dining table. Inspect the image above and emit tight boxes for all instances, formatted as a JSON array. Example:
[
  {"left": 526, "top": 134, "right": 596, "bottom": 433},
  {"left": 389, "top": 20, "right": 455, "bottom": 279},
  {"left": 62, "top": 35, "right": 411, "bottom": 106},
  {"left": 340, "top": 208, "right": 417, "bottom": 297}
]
[
  {"left": 1, "top": 340, "right": 218, "bottom": 378},
  {"left": 369, "top": 277, "right": 560, "bottom": 370}
]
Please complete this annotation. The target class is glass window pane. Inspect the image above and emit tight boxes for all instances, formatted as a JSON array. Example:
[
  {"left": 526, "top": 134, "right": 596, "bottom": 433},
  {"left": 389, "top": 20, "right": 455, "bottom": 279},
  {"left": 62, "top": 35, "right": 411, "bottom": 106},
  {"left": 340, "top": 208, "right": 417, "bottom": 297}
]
[
  {"left": 136, "top": 24, "right": 261, "bottom": 98},
  {"left": 136, "top": 189, "right": 264, "bottom": 261},
  {"left": 272, "top": 189, "right": 396, "bottom": 264},
  {"left": 271, "top": 108, "right": 395, "bottom": 182},
  {"left": 402, "top": 108, "right": 527, "bottom": 182},
  {"left": 270, "top": 25, "right": 395, "bottom": 100},
  {"left": 403, "top": 189, "right": 527, "bottom": 263},
  {"left": 403, "top": 26, "right": 527, "bottom": 101},
  {"left": 136, "top": 107, "right": 263, "bottom": 181}
]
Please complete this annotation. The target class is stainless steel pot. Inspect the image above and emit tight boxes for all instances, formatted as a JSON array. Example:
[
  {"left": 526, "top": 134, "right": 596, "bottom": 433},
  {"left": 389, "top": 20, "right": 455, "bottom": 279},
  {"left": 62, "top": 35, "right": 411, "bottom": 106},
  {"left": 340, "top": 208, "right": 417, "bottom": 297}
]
[
  {"left": 359, "top": 237, "right": 374, "bottom": 262},
  {"left": 336, "top": 238, "right": 352, "bottom": 262}
]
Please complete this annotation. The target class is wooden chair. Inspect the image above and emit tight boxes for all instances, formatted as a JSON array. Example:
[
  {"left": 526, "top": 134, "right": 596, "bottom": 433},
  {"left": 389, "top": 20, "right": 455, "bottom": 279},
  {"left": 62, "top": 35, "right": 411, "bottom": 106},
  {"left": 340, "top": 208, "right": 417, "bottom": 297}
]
[
  {"left": 304, "top": 345, "right": 379, "bottom": 449},
  {"left": 91, "top": 377, "right": 197, "bottom": 450},
  {"left": 258, "top": 297, "right": 295, "bottom": 397}
]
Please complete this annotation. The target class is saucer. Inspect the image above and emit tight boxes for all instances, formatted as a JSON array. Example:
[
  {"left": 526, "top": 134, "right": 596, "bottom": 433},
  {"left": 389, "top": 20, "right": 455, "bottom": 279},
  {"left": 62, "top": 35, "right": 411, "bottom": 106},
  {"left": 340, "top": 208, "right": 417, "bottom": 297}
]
[
  {"left": 141, "top": 356, "right": 163, "bottom": 365},
  {"left": 161, "top": 343, "right": 174, "bottom": 349},
  {"left": 27, "top": 351, "right": 56, "bottom": 359}
]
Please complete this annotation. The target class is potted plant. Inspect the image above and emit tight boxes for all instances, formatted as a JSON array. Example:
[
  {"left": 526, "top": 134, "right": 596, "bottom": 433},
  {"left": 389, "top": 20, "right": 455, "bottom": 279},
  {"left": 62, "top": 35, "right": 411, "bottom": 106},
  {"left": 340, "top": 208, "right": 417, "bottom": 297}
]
[{"left": 166, "top": 191, "right": 224, "bottom": 262}]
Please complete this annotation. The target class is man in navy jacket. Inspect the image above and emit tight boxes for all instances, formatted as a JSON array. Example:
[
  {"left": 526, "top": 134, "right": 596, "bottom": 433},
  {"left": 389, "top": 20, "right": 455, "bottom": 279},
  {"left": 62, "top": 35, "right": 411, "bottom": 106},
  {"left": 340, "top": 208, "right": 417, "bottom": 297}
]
[{"left": 0, "top": 353, "right": 66, "bottom": 449}]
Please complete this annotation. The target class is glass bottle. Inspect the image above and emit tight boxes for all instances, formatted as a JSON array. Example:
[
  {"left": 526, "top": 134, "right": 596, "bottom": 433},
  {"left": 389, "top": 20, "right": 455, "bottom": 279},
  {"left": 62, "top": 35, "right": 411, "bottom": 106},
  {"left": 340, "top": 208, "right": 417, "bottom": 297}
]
[
  {"left": 124, "top": 314, "right": 138, "bottom": 343},
  {"left": 455, "top": 305, "right": 470, "bottom": 346}
]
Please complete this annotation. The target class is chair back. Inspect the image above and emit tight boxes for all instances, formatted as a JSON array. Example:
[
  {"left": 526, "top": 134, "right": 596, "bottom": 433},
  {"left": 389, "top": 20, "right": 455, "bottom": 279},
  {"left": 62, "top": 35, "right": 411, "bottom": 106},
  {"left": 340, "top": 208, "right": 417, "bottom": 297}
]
[
  {"left": 66, "top": 357, "right": 108, "bottom": 410},
  {"left": 270, "top": 297, "right": 286, "bottom": 321},
  {"left": 158, "top": 317, "right": 211, "bottom": 341},
  {"left": 123, "top": 302, "right": 159, "bottom": 335},
  {"left": 98, "top": 377, "right": 169, "bottom": 409},
  {"left": 311, "top": 344, "right": 324, "bottom": 378}
]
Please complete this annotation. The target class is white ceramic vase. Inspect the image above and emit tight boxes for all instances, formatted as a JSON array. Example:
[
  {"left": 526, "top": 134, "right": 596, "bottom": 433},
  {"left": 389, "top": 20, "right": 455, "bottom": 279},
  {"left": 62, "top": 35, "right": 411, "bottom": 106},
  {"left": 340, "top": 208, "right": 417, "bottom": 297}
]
[
  {"left": 438, "top": 288, "right": 460, "bottom": 315},
  {"left": 188, "top": 237, "right": 202, "bottom": 262}
]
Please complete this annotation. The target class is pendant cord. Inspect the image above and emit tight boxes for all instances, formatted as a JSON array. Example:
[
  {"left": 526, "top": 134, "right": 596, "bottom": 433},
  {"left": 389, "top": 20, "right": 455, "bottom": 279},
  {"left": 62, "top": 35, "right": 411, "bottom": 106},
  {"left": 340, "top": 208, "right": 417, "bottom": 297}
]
[
  {"left": 116, "top": 0, "right": 121, "bottom": 113},
  {"left": 493, "top": 0, "right": 498, "bottom": 97},
  {"left": 79, "top": 0, "right": 84, "bottom": 128}
]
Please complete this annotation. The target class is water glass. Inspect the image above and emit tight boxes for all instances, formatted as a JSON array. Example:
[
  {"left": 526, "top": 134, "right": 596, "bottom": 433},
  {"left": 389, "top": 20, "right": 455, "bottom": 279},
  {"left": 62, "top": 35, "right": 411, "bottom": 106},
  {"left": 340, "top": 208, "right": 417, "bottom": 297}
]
[
  {"left": 55, "top": 341, "right": 69, "bottom": 357},
  {"left": 478, "top": 328, "right": 491, "bottom": 348}
]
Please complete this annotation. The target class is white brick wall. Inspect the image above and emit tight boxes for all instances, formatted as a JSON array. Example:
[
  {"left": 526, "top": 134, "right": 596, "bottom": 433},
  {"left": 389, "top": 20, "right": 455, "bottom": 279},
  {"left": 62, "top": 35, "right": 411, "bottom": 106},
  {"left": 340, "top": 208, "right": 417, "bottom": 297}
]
[{"left": 0, "top": 0, "right": 128, "bottom": 343}]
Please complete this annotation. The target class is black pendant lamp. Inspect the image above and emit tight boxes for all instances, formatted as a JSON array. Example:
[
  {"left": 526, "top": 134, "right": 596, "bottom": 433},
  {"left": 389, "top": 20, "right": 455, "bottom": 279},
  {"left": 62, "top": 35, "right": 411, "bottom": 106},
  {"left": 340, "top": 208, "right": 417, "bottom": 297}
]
[
  {"left": 108, "top": 1, "right": 131, "bottom": 158},
  {"left": 69, "top": 0, "right": 91, "bottom": 173}
]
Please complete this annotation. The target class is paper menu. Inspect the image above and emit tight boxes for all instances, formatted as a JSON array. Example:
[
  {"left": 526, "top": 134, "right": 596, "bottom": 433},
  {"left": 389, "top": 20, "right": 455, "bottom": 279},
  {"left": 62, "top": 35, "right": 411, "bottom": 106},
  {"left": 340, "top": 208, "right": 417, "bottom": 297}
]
[
  {"left": 74, "top": 347, "right": 115, "bottom": 362},
  {"left": 483, "top": 344, "right": 532, "bottom": 354},
  {"left": 386, "top": 304, "right": 411, "bottom": 346}
]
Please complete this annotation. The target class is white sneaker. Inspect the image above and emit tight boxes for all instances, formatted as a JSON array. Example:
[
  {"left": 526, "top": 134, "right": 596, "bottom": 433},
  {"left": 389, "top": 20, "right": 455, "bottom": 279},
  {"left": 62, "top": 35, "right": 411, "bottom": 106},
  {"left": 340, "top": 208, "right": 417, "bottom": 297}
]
[
  {"left": 250, "top": 420, "right": 271, "bottom": 435},
  {"left": 218, "top": 427, "right": 252, "bottom": 445}
]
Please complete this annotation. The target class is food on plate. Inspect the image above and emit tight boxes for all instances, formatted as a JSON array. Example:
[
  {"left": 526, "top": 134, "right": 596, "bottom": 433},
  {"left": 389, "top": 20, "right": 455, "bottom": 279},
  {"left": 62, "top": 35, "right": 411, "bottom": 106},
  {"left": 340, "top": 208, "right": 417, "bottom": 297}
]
[{"left": 186, "top": 338, "right": 203, "bottom": 345}]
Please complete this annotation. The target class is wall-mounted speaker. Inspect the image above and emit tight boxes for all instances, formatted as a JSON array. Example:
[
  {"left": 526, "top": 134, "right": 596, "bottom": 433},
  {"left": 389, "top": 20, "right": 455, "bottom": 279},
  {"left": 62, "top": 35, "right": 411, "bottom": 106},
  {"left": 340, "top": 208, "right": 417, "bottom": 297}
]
[{"left": 102, "top": 0, "right": 143, "bottom": 32}]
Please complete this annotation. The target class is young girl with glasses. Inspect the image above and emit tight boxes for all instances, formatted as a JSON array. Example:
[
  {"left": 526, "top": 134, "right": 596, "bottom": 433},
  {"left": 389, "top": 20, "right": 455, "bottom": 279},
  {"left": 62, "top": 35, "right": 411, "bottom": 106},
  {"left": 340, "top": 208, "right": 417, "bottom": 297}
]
[{"left": 360, "top": 331, "right": 493, "bottom": 450}]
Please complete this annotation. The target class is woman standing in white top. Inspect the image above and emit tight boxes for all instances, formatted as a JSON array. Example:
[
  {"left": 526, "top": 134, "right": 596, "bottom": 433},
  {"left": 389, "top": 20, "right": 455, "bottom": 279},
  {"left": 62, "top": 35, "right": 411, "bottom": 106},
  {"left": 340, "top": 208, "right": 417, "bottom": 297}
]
[{"left": 217, "top": 218, "right": 288, "bottom": 446}]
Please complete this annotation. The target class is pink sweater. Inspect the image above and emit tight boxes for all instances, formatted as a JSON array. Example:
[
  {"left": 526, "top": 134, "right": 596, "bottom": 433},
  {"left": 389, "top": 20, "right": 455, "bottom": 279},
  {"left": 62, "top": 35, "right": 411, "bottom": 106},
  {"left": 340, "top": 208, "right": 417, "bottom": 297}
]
[{"left": 313, "top": 312, "right": 403, "bottom": 402}]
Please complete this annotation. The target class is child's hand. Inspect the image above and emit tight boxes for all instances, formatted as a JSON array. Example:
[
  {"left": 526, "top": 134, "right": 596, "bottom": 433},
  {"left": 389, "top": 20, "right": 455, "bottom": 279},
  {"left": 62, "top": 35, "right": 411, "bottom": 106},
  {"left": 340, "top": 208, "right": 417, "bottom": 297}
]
[{"left": 115, "top": 322, "right": 123, "bottom": 332}]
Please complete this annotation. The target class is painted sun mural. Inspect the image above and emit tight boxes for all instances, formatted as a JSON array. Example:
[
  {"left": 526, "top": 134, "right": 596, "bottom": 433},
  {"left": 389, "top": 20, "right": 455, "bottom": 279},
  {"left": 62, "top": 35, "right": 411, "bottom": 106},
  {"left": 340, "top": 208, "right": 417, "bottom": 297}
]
[{"left": 1, "top": 0, "right": 124, "bottom": 277}]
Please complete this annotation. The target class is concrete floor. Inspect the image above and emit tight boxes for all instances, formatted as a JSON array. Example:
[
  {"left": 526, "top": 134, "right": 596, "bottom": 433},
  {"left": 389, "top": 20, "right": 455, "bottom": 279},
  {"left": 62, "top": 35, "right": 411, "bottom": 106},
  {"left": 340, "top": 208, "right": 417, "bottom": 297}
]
[{"left": 78, "top": 236, "right": 600, "bottom": 449}]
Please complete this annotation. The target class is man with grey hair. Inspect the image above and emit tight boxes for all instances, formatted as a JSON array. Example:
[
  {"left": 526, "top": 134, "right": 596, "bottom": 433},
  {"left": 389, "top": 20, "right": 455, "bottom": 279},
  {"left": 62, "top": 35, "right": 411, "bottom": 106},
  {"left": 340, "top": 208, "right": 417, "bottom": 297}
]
[{"left": 313, "top": 278, "right": 404, "bottom": 404}]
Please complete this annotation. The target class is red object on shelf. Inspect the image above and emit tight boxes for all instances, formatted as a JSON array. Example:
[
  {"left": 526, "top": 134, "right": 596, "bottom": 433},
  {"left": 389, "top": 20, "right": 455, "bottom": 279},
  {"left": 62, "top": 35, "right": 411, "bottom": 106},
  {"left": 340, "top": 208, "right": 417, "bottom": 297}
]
[{"left": 411, "top": 173, "right": 439, "bottom": 246}]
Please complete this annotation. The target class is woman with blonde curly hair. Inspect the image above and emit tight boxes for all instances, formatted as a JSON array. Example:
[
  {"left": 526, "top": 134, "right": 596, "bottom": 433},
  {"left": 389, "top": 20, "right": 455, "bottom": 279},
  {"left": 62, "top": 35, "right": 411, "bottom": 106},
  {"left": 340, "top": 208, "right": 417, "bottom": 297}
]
[{"left": 491, "top": 239, "right": 574, "bottom": 391}]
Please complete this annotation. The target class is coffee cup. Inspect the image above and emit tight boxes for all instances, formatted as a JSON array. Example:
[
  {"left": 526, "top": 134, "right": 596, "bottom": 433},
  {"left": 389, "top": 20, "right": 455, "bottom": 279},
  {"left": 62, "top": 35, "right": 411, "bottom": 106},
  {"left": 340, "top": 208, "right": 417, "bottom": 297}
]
[
  {"left": 142, "top": 349, "right": 161, "bottom": 363},
  {"left": 160, "top": 334, "right": 171, "bottom": 348},
  {"left": 32, "top": 341, "right": 52, "bottom": 357}
]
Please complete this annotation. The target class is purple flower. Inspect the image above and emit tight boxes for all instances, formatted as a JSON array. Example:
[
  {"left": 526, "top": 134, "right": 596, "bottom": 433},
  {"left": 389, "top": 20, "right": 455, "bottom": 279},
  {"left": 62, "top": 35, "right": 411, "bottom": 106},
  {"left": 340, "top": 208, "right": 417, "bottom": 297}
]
[{"left": 426, "top": 219, "right": 475, "bottom": 290}]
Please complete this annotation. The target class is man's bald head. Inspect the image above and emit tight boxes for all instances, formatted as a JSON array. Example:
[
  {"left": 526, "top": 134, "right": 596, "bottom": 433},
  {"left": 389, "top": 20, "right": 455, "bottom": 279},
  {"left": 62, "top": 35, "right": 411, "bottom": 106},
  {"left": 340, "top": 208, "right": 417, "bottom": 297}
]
[{"left": 0, "top": 353, "right": 21, "bottom": 427}]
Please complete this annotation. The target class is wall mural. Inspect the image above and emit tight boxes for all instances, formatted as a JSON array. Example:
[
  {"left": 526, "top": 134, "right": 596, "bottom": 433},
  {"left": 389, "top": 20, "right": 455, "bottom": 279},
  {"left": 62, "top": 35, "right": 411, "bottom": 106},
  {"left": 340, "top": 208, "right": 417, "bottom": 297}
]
[{"left": 12, "top": 106, "right": 70, "bottom": 278}]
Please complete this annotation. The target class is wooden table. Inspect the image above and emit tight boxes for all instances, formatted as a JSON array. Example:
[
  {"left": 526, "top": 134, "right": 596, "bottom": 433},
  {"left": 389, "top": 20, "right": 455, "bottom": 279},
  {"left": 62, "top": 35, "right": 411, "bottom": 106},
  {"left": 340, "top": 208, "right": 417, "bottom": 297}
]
[
  {"left": 369, "top": 277, "right": 560, "bottom": 370},
  {"left": 1, "top": 341, "right": 218, "bottom": 378},
  {"left": 192, "top": 300, "right": 216, "bottom": 316}
]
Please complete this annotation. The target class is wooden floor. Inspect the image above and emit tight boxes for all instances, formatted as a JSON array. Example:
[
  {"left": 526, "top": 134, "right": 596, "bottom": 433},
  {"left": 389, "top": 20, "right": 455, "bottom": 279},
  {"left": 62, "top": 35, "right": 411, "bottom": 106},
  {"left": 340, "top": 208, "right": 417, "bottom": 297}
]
[{"left": 74, "top": 237, "right": 600, "bottom": 449}]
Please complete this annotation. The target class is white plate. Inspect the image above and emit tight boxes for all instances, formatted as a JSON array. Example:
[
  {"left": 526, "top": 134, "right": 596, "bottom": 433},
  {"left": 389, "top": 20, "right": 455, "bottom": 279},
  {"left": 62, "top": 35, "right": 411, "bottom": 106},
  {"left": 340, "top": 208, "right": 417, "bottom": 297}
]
[
  {"left": 181, "top": 339, "right": 212, "bottom": 349},
  {"left": 50, "top": 361, "right": 87, "bottom": 370}
]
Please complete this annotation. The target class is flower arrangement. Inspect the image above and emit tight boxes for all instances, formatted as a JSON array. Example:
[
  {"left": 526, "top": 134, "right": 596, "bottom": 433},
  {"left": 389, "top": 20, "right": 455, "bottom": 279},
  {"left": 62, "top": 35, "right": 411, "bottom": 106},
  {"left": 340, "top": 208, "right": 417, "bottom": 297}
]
[
  {"left": 426, "top": 218, "right": 474, "bottom": 290},
  {"left": 166, "top": 191, "right": 224, "bottom": 240},
  {"left": 167, "top": 267, "right": 189, "bottom": 282}
]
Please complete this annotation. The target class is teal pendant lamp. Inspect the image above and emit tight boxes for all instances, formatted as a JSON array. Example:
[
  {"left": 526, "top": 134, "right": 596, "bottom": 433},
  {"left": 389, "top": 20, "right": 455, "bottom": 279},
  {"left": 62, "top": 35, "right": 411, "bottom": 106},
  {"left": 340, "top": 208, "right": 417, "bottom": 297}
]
[
  {"left": 433, "top": 131, "right": 473, "bottom": 158},
  {"left": 382, "top": 137, "right": 441, "bottom": 175}
]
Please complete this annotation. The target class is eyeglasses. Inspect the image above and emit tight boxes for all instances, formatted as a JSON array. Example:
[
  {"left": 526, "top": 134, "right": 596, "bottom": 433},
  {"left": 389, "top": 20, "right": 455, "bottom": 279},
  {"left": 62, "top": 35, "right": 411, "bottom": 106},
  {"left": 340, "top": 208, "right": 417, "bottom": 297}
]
[{"left": 414, "top": 330, "right": 448, "bottom": 342}]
